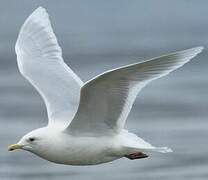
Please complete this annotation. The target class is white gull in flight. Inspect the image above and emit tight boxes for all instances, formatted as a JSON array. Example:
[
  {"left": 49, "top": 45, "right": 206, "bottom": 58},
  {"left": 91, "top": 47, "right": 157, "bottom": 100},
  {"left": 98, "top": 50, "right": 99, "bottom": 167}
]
[{"left": 8, "top": 7, "right": 203, "bottom": 165}]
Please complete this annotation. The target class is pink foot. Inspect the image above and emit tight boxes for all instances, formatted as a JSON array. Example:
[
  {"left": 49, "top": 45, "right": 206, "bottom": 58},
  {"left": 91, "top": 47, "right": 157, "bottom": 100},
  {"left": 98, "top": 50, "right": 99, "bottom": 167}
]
[{"left": 125, "top": 152, "right": 149, "bottom": 160}]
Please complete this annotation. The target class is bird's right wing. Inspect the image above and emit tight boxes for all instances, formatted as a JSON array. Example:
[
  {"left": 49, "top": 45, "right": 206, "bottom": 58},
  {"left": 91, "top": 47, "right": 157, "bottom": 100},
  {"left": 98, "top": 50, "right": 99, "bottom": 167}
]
[
  {"left": 16, "top": 7, "right": 83, "bottom": 128},
  {"left": 67, "top": 47, "right": 203, "bottom": 135}
]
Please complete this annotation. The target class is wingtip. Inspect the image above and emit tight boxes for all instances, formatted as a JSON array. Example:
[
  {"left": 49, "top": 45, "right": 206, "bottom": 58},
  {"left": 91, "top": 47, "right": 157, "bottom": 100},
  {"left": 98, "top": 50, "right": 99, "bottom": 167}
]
[
  {"left": 32, "top": 6, "right": 47, "bottom": 15},
  {"left": 195, "top": 46, "right": 204, "bottom": 52},
  {"left": 22, "top": 6, "right": 49, "bottom": 27},
  {"left": 35, "top": 6, "right": 46, "bottom": 12},
  {"left": 190, "top": 46, "right": 204, "bottom": 54},
  {"left": 179, "top": 46, "right": 204, "bottom": 57}
]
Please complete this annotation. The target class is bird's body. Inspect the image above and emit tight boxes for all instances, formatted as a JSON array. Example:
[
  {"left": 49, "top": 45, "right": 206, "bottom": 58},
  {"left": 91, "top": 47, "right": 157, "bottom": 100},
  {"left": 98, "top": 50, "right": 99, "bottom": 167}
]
[
  {"left": 22, "top": 127, "right": 165, "bottom": 165},
  {"left": 26, "top": 127, "right": 122, "bottom": 165},
  {"left": 8, "top": 7, "right": 203, "bottom": 166}
]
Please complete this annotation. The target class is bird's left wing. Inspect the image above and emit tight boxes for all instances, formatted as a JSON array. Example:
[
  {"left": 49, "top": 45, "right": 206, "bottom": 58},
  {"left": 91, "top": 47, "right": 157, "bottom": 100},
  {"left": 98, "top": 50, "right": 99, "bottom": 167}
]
[
  {"left": 16, "top": 7, "right": 83, "bottom": 128},
  {"left": 66, "top": 47, "right": 203, "bottom": 135}
]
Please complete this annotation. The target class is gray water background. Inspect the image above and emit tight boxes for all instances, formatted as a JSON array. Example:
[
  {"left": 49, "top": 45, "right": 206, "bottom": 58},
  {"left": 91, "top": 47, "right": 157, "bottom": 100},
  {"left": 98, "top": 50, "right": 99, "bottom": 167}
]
[{"left": 0, "top": 0, "right": 208, "bottom": 179}]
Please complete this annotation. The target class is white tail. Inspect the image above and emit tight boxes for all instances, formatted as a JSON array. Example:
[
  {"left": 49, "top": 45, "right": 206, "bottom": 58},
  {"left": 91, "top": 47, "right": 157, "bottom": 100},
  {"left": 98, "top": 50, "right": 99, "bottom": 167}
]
[{"left": 154, "top": 147, "right": 173, "bottom": 153}]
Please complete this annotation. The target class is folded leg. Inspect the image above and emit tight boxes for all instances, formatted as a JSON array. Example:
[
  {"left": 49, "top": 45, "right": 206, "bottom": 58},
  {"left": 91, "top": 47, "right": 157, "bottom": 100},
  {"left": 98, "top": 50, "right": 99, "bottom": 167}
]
[{"left": 125, "top": 152, "right": 149, "bottom": 160}]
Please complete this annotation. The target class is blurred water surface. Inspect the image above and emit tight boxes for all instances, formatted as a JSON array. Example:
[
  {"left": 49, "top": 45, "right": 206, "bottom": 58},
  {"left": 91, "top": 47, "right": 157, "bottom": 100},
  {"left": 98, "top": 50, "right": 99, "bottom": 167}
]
[{"left": 0, "top": 1, "right": 208, "bottom": 180}]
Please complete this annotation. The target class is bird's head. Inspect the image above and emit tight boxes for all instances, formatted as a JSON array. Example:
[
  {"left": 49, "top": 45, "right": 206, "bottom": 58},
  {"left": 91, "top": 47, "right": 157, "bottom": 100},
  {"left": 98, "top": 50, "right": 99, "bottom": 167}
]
[{"left": 8, "top": 128, "right": 49, "bottom": 153}]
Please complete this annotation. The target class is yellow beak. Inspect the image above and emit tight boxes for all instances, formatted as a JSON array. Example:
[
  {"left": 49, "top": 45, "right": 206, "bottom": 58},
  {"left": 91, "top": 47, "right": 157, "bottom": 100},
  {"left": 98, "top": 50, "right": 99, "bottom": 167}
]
[{"left": 8, "top": 144, "right": 23, "bottom": 151}]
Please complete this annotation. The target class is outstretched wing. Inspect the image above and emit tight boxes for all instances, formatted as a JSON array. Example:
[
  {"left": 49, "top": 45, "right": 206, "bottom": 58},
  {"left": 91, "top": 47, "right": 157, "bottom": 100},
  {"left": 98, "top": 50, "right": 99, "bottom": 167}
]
[
  {"left": 16, "top": 7, "right": 83, "bottom": 128},
  {"left": 67, "top": 47, "right": 203, "bottom": 135}
]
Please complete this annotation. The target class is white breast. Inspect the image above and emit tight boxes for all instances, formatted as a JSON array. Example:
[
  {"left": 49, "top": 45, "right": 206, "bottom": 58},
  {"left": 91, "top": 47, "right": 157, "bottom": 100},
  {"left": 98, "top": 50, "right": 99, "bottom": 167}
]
[{"left": 34, "top": 133, "right": 123, "bottom": 165}]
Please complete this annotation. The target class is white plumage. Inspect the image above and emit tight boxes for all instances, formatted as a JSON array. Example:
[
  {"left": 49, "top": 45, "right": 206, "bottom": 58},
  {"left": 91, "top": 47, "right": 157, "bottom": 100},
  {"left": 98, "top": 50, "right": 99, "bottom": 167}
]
[
  {"left": 8, "top": 7, "right": 203, "bottom": 165},
  {"left": 15, "top": 7, "right": 83, "bottom": 128}
]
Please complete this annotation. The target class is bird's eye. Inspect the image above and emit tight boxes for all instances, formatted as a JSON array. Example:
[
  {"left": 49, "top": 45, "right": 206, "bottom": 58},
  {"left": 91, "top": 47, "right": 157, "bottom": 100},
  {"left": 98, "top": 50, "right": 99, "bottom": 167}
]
[{"left": 29, "top": 137, "right": 35, "bottom": 142}]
